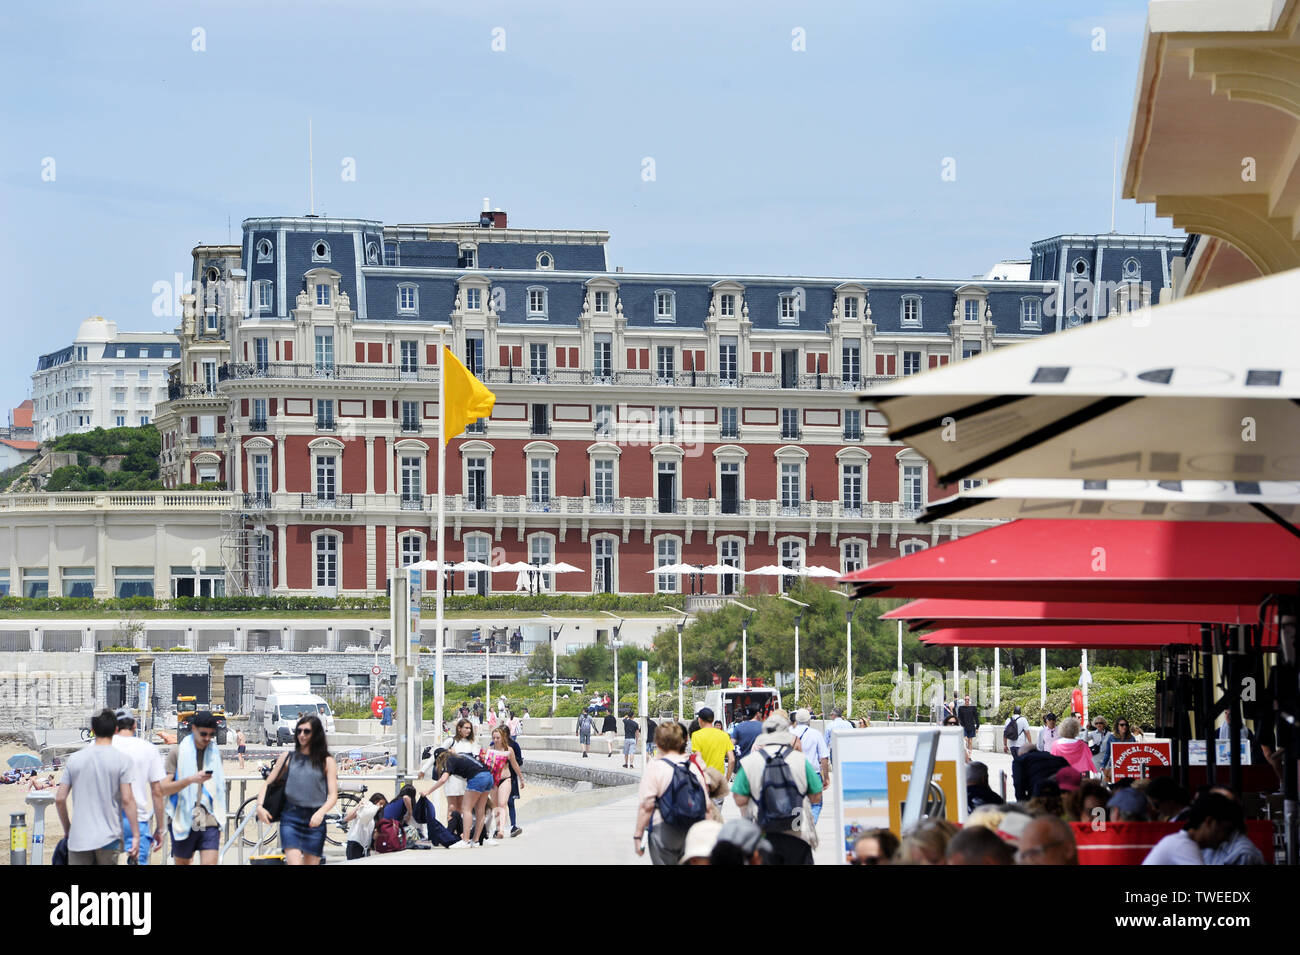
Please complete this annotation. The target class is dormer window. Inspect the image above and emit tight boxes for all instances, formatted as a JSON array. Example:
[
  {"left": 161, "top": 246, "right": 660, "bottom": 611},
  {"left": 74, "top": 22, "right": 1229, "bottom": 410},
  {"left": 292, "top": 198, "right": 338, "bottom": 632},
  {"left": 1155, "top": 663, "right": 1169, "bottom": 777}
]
[
  {"left": 311, "top": 240, "right": 331, "bottom": 263},
  {"left": 719, "top": 293, "right": 735, "bottom": 317},
  {"left": 205, "top": 266, "right": 220, "bottom": 283},
  {"left": 963, "top": 299, "right": 981, "bottom": 322},
  {"left": 366, "top": 242, "right": 379, "bottom": 265},
  {"left": 204, "top": 310, "right": 219, "bottom": 333},
  {"left": 255, "top": 280, "right": 273, "bottom": 312},
  {"left": 655, "top": 290, "right": 676, "bottom": 323},
  {"left": 527, "top": 287, "right": 548, "bottom": 319},
  {"left": 256, "top": 239, "right": 273, "bottom": 263},
  {"left": 1072, "top": 257, "right": 1089, "bottom": 278},
  {"left": 464, "top": 287, "right": 482, "bottom": 311},
  {"left": 398, "top": 283, "right": 419, "bottom": 315},
  {"left": 458, "top": 246, "right": 478, "bottom": 268},
  {"left": 779, "top": 293, "right": 799, "bottom": 325},
  {"left": 536, "top": 251, "right": 554, "bottom": 270},
  {"left": 1123, "top": 257, "right": 1141, "bottom": 281},
  {"left": 315, "top": 283, "right": 331, "bottom": 307},
  {"left": 901, "top": 294, "right": 922, "bottom": 326},
  {"left": 1020, "top": 297, "right": 1041, "bottom": 330},
  {"left": 842, "top": 296, "right": 859, "bottom": 319},
  {"left": 593, "top": 290, "right": 611, "bottom": 314}
]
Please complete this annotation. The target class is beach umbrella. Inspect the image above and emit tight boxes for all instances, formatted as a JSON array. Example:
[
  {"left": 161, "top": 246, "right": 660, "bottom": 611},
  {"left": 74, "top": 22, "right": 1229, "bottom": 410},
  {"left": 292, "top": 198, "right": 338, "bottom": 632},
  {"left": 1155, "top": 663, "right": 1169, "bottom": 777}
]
[
  {"left": 7, "top": 754, "right": 40, "bottom": 771},
  {"left": 861, "top": 267, "right": 1300, "bottom": 483},
  {"left": 923, "top": 479, "right": 1300, "bottom": 529},
  {"left": 883, "top": 597, "right": 1261, "bottom": 631},
  {"left": 647, "top": 563, "right": 699, "bottom": 575},
  {"left": 743, "top": 564, "right": 791, "bottom": 576},
  {"left": 456, "top": 561, "right": 494, "bottom": 573},
  {"left": 840, "top": 518, "right": 1300, "bottom": 604},
  {"left": 799, "top": 565, "right": 843, "bottom": 578},
  {"left": 541, "top": 561, "right": 584, "bottom": 574}
]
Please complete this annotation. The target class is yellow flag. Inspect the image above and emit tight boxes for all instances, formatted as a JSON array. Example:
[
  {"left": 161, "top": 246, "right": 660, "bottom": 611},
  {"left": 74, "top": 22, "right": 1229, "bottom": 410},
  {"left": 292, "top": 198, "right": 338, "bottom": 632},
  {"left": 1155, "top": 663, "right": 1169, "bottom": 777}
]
[{"left": 442, "top": 346, "right": 496, "bottom": 444}]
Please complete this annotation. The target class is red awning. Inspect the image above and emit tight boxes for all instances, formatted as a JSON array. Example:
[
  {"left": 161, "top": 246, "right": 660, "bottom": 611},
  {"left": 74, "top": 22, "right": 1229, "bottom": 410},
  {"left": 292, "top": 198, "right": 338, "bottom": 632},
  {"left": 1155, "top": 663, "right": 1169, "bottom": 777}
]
[
  {"left": 917, "top": 623, "right": 1204, "bottom": 649},
  {"left": 842, "top": 519, "right": 1300, "bottom": 603},
  {"left": 882, "top": 598, "right": 1260, "bottom": 632}
]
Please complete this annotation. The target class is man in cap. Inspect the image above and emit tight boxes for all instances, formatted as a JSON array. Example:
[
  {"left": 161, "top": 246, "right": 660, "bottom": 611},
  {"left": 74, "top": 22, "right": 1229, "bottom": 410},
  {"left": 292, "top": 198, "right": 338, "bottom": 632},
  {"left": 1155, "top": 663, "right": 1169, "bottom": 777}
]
[
  {"left": 790, "top": 708, "right": 829, "bottom": 823},
  {"left": 711, "top": 818, "right": 770, "bottom": 865},
  {"left": 679, "top": 819, "right": 723, "bottom": 865},
  {"left": 731, "top": 712, "right": 821, "bottom": 865},
  {"left": 1036, "top": 712, "right": 1060, "bottom": 752},
  {"left": 111, "top": 707, "right": 166, "bottom": 865},
  {"left": 1107, "top": 785, "right": 1150, "bottom": 822}
]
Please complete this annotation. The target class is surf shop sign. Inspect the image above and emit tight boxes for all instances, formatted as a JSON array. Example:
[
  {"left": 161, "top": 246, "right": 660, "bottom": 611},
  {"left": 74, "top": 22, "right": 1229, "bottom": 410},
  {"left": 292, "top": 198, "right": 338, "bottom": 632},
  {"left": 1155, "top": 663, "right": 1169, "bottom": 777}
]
[{"left": 1110, "top": 740, "right": 1172, "bottom": 780}]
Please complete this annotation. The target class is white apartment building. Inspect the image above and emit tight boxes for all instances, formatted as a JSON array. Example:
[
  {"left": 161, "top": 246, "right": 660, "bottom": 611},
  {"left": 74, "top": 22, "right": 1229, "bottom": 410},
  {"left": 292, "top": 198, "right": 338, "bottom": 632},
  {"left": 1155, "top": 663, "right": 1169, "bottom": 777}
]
[{"left": 32, "top": 316, "right": 180, "bottom": 440}]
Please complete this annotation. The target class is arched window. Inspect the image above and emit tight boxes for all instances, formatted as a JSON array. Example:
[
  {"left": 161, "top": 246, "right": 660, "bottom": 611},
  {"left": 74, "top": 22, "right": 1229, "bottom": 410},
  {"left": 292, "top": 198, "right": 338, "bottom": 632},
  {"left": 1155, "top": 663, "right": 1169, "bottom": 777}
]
[
  {"left": 536, "top": 251, "right": 554, "bottom": 270},
  {"left": 1122, "top": 257, "right": 1141, "bottom": 281},
  {"left": 312, "top": 531, "right": 341, "bottom": 596},
  {"left": 655, "top": 535, "right": 682, "bottom": 594},
  {"left": 464, "top": 533, "right": 492, "bottom": 595},
  {"left": 592, "top": 534, "right": 618, "bottom": 594},
  {"left": 716, "top": 536, "right": 744, "bottom": 595},
  {"left": 366, "top": 241, "right": 380, "bottom": 265},
  {"left": 399, "top": 533, "right": 425, "bottom": 567},
  {"left": 899, "top": 538, "right": 928, "bottom": 557},
  {"left": 256, "top": 238, "right": 273, "bottom": 263},
  {"left": 528, "top": 534, "right": 555, "bottom": 592},
  {"left": 311, "top": 240, "right": 331, "bottom": 263}
]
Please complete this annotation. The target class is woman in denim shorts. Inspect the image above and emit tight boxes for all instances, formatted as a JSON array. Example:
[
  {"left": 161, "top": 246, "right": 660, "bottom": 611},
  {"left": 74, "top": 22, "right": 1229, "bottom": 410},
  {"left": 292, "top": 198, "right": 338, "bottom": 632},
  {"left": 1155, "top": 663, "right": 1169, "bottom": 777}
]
[
  {"left": 422, "top": 748, "right": 496, "bottom": 848},
  {"left": 258, "top": 714, "right": 338, "bottom": 865}
]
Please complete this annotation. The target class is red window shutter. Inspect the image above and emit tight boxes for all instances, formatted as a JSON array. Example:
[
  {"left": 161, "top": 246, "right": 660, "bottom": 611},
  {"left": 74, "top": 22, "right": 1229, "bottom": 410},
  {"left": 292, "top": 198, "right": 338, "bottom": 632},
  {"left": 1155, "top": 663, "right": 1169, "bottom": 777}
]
[
  {"left": 752, "top": 353, "right": 762, "bottom": 372},
  {"left": 556, "top": 348, "right": 567, "bottom": 369},
  {"left": 386, "top": 344, "right": 393, "bottom": 364},
  {"left": 938, "top": 355, "right": 949, "bottom": 366},
  {"left": 191, "top": 362, "right": 197, "bottom": 381},
  {"left": 431, "top": 345, "right": 439, "bottom": 365},
  {"left": 569, "top": 347, "right": 578, "bottom": 367},
  {"left": 639, "top": 348, "right": 649, "bottom": 369},
  {"left": 683, "top": 351, "right": 694, "bottom": 372},
  {"left": 764, "top": 353, "right": 773, "bottom": 373},
  {"left": 240, "top": 399, "right": 248, "bottom": 416},
  {"left": 695, "top": 350, "right": 705, "bottom": 372},
  {"left": 355, "top": 342, "right": 365, "bottom": 362},
  {"left": 876, "top": 354, "right": 886, "bottom": 375},
  {"left": 928, "top": 355, "right": 940, "bottom": 369},
  {"left": 365, "top": 343, "right": 380, "bottom": 363},
  {"left": 806, "top": 353, "right": 816, "bottom": 374},
  {"left": 284, "top": 341, "right": 293, "bottom": 361},
  {"left": 189, "top": 416, "right": 197, "bottom": 433},
  {"left": 509, "top": 346, "right": 519, "bottom": 367},
  {"left": 217, "top": 416, "right": 225, "bottom": 432},
  {"left": 886, "top": 355, "right": 896, "bottom": 375},
  {"left": 391, "top": 401, "right": 398, "bottom": 419},
  {"left": 627, "top": 348, "right": 637, "bottom": 369},
  {"left": 269, "top": 399, "right": 277, "bottom": 416},
  {"left": 818, "top": 353, "right": 828, "bottom": 373},
  {"left": 242, "top": 342, "right": 248, "bottom": 361},
  {"left": 372, "top": 400, "right": 385, "bottom": 418},
  {"left": 274, "top": 340, "right": 280, "bottom": 361},
  {"left": 500, "top": 345, "right": 511, "bottom": 366}
]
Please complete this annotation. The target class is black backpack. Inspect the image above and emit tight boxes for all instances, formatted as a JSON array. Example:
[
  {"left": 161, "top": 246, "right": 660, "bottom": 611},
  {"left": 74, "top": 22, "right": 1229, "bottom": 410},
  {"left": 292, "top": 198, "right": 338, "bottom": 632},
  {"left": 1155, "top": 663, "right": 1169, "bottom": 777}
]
[
  {"left": 656, "top": 758, "right": 708, "bottom": 829},
  {"left": 1003, "top": 716, "right": 1020, "bottom": 741},
  {"left": 754, "top": 745, "right": 803, "bottom": 833}
]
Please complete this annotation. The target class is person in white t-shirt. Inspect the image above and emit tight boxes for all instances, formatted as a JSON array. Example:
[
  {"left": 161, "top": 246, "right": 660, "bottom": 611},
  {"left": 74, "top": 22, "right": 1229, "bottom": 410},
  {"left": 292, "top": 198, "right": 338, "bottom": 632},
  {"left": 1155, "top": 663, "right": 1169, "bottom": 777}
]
[
  {"left": 1002, "top": 706, "right": 1032, "bottom": 757},
  {"left": 1142, "top": 792, "right": 1237, "bottom": 865},
  {"left": 791, "top": 708, "right": 829, "bottom": 825},
  {"left": 111, "top": 708, "right": 166, "bottom": 866}
]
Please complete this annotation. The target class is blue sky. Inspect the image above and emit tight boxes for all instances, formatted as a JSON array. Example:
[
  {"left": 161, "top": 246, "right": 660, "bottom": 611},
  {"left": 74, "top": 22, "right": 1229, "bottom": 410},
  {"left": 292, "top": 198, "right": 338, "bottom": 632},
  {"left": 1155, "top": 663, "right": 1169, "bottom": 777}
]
[{"left": 0, "top": 0, "right": 1164, "bottom": 406}]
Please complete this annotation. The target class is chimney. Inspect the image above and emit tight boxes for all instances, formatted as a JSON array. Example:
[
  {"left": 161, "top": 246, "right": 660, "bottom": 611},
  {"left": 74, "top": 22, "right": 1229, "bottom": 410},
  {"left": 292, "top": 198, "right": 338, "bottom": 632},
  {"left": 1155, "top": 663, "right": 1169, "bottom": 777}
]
[{"left": 479, "top": 201, "right": 507, "bottom": 229}]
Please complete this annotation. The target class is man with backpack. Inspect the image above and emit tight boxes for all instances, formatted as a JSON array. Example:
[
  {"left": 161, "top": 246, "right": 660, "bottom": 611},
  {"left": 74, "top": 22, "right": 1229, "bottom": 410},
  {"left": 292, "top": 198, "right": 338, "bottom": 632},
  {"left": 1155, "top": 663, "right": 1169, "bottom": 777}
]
[
  {"left": 577, "top": 711, "right": 594, "bottom": 758},
  {"left": 1003, "top": 706, "right": 1031, "bottom": 757},
  {"left": 730, "top": 712, "right": 822, "bottom": 865},
  {"left": 633, "top": 721, "right": 710, "bottom": 865}
]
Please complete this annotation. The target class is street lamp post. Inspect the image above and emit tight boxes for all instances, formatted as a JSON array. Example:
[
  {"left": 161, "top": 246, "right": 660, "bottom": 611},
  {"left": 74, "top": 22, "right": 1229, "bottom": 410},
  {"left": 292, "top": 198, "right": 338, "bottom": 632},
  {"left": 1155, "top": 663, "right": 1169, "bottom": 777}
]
[
  {"left": 542, "top": 613, "right": 565, "bottom": 716},
  {"left": 828, "top": 590, "right": 859, "bottom": 718},
  {"left": 664, "top": 607, "right": 690, "bottom": 722},
  {"left": 778, "top": 594, "right": 809, "bottom": 704},
  {"left": 728, "top": 600, "right": 757, "bottom": 689},
  {"left": 600, "top": 611, "right": 625, "bottom": 717}
]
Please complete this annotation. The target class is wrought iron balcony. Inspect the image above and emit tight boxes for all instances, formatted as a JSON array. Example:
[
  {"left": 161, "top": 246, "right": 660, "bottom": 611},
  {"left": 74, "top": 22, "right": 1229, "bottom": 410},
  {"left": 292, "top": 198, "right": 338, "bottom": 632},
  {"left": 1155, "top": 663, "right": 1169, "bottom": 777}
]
[
  {"left": 302, "top": 493, "right": 352, "bottom": 509},
  {"left": 243, "top": 493, "right": 271, "bottom": 509},
  {"left": 399, "top": 494, "right": 425, "bottom": 511},
  {"left": 316, "top": 418, "right": 336, "bottom": 432},
  {"left": 249, "top": 418, "right": 268, "bottom": 432},
  {"left": 400, "top": 420, "right": 422, "bottom": 434},
  {"left": 196, "top": 436, "right": 217, "bottom": 447}
]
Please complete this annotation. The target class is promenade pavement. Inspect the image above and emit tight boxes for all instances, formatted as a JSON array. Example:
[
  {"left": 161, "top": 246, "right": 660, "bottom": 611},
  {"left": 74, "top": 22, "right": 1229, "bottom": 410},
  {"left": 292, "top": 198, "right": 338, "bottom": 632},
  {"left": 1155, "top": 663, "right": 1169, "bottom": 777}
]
[{"left": 356, "top": 742, "right": 1019, "bottom": 866}]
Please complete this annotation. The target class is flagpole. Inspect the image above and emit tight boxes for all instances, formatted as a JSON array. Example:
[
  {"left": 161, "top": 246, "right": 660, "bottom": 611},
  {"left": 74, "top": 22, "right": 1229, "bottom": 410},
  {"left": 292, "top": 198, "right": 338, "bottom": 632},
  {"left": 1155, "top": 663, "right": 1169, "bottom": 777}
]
[{"left": 435, "top": 328, "right": 447, "bottom": 741}]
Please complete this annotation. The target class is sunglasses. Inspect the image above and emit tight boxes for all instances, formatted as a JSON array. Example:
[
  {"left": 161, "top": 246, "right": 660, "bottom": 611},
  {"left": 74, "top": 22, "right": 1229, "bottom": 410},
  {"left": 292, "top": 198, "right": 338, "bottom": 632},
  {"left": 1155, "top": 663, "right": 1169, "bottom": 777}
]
[
  {"left": 296, "top": 727, "right": 313, "bottom": 736},
  {"left": 852, "top": 856, "right": 884, "bottom": 865},
  {"left": 194, "top": 731, "right": 215, "bottom": 739}
]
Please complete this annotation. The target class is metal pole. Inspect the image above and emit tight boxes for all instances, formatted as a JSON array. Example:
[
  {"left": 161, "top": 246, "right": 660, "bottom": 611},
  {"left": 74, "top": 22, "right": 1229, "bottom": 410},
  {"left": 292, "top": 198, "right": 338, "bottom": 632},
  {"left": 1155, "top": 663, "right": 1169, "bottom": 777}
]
[
  {"left": 993, "top": 648, "right": 1000, "bottom": 712},
  {"left": 952, "top": 647, "right": 959, "bottom": 699},
  {"left": 434, "top": 328, "right": 447, "bottom": 741},
  {"left": 9, "top": 812, "right": 26, "bottom": 866},
  {"left": 613, "top": 640, "right": 619, "bottom": 719},
  {"left": 896, "top": 619, "right": 903, "bottom": 676},
  {"left": 845, "top": 610, "right": 853, "bottom": 719},
  {"left": 677, "top": 624, "right": 684, "bottom": 722},
  {"left": 742, "top": 621, "right": 747, "bottom": 689},
  {"left": 1200, "top": 625, "right": 1217, "bottom": 787},
  {"left": 794, "top": 618, "right": 800, "bottom": 704},
  {"left": 551, "top": 627, "right": 558, "bottom": 715},
  {"left": 485, "top": 630, "right": 490, "bottom": 718},
  {"left": 1081, "top": 649, "right": 1089, "bottom": 727},
  {"left": 1040, "top": 647, "right": 1046, "bottom": 707}
]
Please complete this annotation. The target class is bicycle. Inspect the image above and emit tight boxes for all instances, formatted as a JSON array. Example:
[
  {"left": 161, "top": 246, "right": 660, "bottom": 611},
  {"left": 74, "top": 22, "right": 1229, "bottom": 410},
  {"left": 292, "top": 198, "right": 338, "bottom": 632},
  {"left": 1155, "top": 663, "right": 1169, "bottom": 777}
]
[
  {"left": 79, "top": 727, "right": 93, "bottom": 742},
  {"left": 235, "top": 783, "right": 367, "bottom": 849}
]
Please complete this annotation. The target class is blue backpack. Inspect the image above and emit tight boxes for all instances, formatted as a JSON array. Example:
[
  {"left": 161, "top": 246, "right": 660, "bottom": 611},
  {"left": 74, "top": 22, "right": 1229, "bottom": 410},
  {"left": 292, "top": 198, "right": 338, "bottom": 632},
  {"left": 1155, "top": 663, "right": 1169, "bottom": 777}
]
[{"left": 656, "top": 757, "right": 708, "bottom": 829}]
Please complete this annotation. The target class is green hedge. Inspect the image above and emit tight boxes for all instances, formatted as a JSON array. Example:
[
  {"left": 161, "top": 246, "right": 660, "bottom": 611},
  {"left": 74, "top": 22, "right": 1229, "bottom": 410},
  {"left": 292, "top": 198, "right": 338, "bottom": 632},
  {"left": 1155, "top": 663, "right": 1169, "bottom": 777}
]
[{"left": 0, "top": 593, "right": 686, "bottom": 615}]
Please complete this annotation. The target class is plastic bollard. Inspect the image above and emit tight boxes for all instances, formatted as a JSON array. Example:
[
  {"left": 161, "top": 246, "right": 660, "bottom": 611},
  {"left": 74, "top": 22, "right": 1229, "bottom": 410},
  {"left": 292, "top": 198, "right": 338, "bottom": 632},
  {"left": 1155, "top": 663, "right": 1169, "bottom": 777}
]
[{"left": 10, "top": 812, "right": 27, "bottom": 866}]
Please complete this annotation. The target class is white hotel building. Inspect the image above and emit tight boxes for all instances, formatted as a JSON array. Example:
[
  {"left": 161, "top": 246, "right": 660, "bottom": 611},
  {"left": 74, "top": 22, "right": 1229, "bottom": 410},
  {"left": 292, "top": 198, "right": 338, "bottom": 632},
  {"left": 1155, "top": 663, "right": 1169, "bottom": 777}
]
[{"left": 31, "top": 316, "right": 179, "bottom": 441}]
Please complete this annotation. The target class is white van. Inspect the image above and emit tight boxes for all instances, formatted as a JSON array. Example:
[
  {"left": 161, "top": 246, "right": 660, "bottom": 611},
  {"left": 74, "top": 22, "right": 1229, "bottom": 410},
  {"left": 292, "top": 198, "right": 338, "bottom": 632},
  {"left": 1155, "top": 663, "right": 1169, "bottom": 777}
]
[
  {"left": 252, "top": 671, "right": 336, "bottom": 745},
  {"left": 695, "top": 688, "right": 782, "bottom": 733}
]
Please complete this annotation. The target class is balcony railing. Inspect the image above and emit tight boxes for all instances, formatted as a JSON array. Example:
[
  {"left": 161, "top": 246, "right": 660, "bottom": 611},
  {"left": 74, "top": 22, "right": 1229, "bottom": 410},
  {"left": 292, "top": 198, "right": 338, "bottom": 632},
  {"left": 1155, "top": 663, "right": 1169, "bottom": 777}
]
[
  {"left": 243, "top": 493, "right": 271, "bottom": 509},
  {"left": 780, "top": 428, "right": 802, "bottom": 440},
  {"left": 217, "top": 359, "right": 896, "bottom": 393},
  {"left": 301, "top": 493, "right": 352, "bottom": 509},
  {"left": 196, "top": 436, "right": 217, "bottom": 447},
  {"left": 249, "top": 419, "right": 268, "bottom": 432},
  {"left": 400, "top": 421, "right": 422, "bottom": 434},
  {"left": 843, "top": 429, "right": 863, "bottom": 441},
  {"left": 316, "top": 418, "right": 336, "bottom": 432},
  {"left": 399, "top": 494, "right": 426, "bottom": 511}
]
